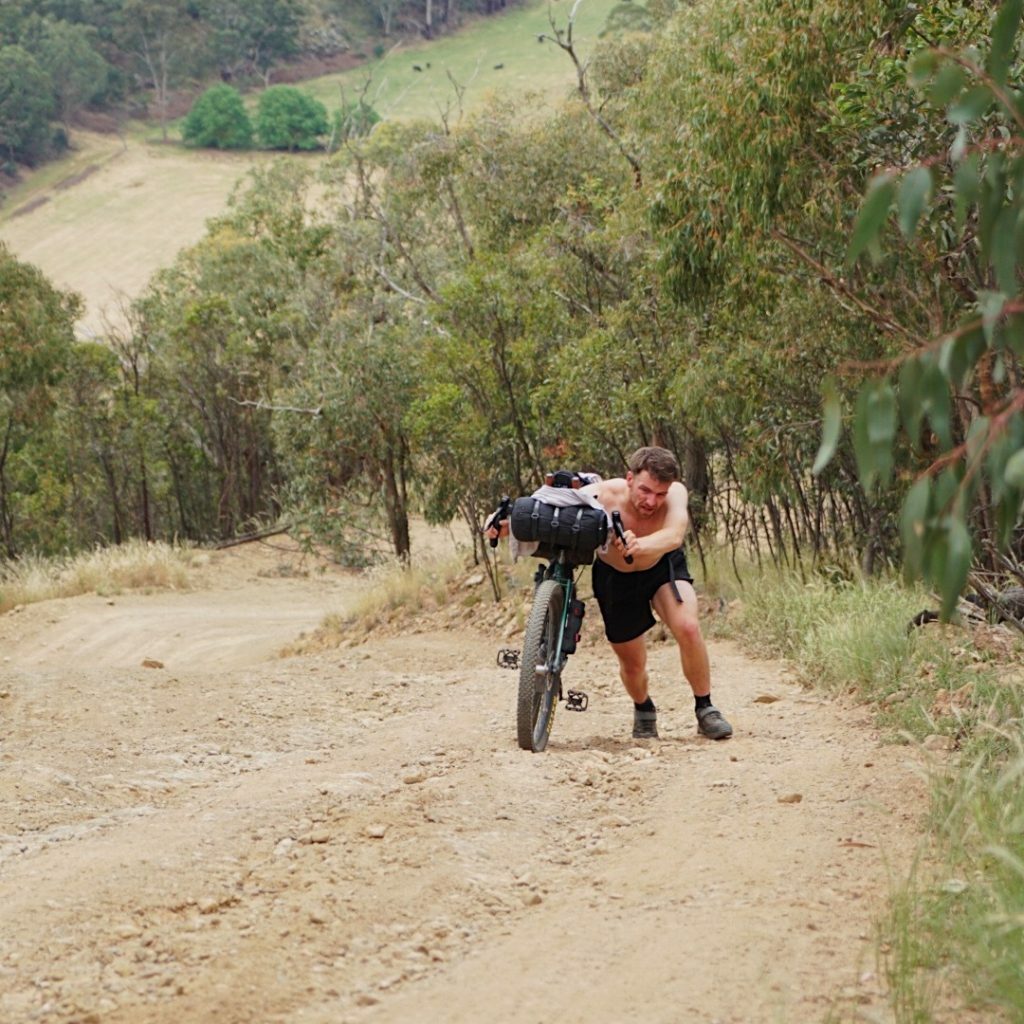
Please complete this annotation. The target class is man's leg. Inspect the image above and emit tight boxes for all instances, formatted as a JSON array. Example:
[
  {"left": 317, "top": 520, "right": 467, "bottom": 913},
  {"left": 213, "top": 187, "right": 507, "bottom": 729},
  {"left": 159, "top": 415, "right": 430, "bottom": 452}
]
[
  {"left": 653, "top": 581, "right": 732, "bottom": 739},
  {"left": 609, "top": 635, "right": 659, "bottom": 738},
  {"left": 652, "top": 580, "right": 709, "bottom": 695}
]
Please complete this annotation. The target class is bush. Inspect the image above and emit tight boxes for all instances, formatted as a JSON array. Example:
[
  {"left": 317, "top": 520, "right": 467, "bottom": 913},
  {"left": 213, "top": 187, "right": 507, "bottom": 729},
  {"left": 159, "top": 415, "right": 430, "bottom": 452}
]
[
  {"left": 182, "top": 84, "right": 253, "bottom": 149},
  {"left": 327, "top": 99, "right": 380, "bottom": 149},
  {"left": 0, "top": 45, "right": 54, "bottom": 165},
  {"left": 255, "top": 85, "right": 327, "bottom": 151}
]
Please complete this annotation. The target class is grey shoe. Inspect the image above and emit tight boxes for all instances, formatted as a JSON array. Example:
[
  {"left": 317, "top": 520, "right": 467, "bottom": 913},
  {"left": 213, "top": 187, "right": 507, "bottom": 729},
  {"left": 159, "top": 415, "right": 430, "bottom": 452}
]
[
  {"left": 696, "top": 705, "right": 733, "bottom": 740},
  {"left": 632, "top": 707, "right": 659, "bottom": 739}
]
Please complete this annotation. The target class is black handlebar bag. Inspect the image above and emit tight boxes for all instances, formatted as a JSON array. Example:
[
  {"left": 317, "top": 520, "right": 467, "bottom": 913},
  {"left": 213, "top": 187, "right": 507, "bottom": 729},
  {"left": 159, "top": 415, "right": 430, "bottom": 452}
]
[{"left": 509, "top": 497, "right": 608, "bottom": 564}]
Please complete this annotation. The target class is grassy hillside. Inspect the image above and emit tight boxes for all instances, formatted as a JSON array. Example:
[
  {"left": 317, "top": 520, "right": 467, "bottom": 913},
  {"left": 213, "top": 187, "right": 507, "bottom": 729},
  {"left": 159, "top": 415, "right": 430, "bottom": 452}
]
[
  {"left": 303, "top": 0, "right": 620, "bottom": 122},
  {"left": 0, "top": 0, "right": 618, "bottom": 337}
]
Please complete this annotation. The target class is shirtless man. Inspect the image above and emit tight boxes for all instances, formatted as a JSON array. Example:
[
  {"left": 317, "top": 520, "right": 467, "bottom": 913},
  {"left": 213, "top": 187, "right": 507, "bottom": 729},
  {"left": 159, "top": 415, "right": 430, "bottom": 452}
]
[{"left": 581, "top": 446, "right": 732, "bottom": 740}]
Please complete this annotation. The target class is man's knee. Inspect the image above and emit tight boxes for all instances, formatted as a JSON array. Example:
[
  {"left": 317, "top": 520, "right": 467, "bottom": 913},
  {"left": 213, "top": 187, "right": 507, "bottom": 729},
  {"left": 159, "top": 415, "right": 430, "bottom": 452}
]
[{"left": 670, "top": 614, "right": 704, "bottom": 649}]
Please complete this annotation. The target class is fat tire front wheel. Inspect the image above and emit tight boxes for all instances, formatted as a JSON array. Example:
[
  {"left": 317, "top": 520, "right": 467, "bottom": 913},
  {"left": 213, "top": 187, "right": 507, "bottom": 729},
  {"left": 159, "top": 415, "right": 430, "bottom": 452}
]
[{"left": 517, "top": 578, "right": 563, "bottom": 752}]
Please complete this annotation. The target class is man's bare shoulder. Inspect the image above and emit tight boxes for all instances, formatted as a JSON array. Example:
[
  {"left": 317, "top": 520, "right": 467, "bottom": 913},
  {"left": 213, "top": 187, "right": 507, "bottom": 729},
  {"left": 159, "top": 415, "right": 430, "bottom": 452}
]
[{"left": 582, "top": 477, "right": 627, "bottom": 506}]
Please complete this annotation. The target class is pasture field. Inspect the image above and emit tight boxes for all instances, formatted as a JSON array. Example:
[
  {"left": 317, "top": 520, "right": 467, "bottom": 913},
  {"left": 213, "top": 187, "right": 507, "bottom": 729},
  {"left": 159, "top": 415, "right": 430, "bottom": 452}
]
[
  {"left": 0, "top": 0, "right": 618, "bottom": 337},
  {"left": 302, "top": 0, "right": 621, "bottom": 122}
]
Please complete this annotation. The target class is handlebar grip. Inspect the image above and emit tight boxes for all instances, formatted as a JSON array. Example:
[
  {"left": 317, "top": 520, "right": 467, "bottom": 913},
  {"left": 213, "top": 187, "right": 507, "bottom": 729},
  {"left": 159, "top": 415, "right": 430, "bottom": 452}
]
[
  {"left": 611, "top": 511, "right": 633, "bottom": 564},
  {"left": 489, "top": 495, "right": 512, "bottom": 548}
]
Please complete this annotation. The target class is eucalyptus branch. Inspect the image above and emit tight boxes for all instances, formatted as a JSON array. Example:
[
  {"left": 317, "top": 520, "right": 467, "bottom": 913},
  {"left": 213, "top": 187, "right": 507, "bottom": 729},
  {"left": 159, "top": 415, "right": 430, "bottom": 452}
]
[
  {"left": 539, "top": 0, "right": 642, "bottom": 188},
  {"left": 228, "top": 397, "right": 323, "bottom": 416},
  {"left": 553, "top": 288, "right": 593, "bottom": 316},
  {"left": 375, "top": 265, "right": 427, "bottom": 304},
  {"left": 370, "top": 209, "right": 439, "bottom": 301},
  {"left": 840, "top": 299, "right": 1024, "bottom": 376},
  {"left": 934, "top": 46, "right": 1024, "bottom": 134},
  {"left": 772, "top": 229, "right": 921, "bottom": 344}
]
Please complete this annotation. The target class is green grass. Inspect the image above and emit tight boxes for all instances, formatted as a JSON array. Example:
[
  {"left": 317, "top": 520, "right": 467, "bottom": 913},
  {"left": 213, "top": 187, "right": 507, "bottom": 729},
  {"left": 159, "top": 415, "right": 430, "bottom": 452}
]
[{"left": 302, "top": 0, "right": 621, "bottom": 123}]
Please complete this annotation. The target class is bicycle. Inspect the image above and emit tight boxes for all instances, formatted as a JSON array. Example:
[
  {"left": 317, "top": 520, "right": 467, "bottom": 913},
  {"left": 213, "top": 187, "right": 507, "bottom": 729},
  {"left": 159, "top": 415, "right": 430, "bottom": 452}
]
[{"left": 489, "top": 488, "right": 631, "bottom": 753}]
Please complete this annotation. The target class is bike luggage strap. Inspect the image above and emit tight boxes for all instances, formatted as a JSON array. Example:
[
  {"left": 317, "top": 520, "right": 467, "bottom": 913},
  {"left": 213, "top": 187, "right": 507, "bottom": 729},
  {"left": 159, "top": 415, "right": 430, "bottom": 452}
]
[{"left": 667, "top": 548, "right": 684, "bottom": 603}]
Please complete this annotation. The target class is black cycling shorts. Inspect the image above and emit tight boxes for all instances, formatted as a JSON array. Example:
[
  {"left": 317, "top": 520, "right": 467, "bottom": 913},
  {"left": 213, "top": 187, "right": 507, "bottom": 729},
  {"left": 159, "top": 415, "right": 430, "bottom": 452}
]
[{"left": 591, "top": 548, "right": 693, "bottom": 644}]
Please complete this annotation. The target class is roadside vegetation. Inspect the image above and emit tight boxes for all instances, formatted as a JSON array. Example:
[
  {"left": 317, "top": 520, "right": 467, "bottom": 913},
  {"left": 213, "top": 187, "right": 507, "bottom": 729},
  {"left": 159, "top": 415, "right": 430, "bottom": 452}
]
[
  {"left": 0, "top": 538, "right": 194, "bottom": 613},
  {"left": 714, "top": 561, "right": 1024, "bottom": 1023},
  {"left": 2, "top": 0, "right": 1024, "bottom": 1018}
]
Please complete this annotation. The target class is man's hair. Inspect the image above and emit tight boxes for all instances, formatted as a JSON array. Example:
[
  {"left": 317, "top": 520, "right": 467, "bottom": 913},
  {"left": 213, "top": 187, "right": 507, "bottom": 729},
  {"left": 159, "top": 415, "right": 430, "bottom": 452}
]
[{"left": 627, "top": 446, "right": 680, "bottom": 483}]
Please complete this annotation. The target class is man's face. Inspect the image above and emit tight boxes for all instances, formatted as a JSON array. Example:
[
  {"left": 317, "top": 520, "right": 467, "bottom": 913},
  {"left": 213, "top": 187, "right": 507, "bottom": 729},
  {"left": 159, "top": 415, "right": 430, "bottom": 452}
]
[{"left": 627, "top": 470, "right": 671, "bottom": 518}]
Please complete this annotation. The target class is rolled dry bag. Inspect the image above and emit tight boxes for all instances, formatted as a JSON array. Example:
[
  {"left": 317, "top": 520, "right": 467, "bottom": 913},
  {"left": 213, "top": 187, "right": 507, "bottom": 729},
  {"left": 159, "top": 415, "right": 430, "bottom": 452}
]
[{"left": 509, "top": 497, "right": 608, "bottom": 563}]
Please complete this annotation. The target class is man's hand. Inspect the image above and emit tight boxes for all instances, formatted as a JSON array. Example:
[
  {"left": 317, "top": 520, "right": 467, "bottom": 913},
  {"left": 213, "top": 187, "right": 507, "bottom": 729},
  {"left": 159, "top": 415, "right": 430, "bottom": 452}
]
[
  {"left": 485, "top": 495, "right": 513, "bottom": 547},
  {"left": 485, "top": 520, "right": 510, "bottom": 542},
  {"left": 610, "top": 510, "right": 635, "bottom": 565}
]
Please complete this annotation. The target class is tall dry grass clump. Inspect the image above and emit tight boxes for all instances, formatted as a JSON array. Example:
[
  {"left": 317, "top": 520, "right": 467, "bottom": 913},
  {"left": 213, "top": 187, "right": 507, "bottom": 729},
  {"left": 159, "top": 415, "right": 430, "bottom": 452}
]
[
  {"left": 284, "top": 553, "right": 469, "bottom": 654},
  {"left": 0, "top": 540, "right": 194, "bottom": 612}
]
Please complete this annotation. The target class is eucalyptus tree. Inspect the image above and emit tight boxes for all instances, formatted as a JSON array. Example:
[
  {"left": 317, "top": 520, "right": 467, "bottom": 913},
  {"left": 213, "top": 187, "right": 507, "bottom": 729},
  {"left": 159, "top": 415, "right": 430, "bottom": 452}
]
[
  {"left": 116, "top": 0, "right": 197, "bottom": 141},
  {"left": 0, "top": 45, "right": 54, "bottom": 164},
  {"left": 133, "top": 168, "right": 319, "bottom": 540},
  {"left": 0, "top": 245, "right": 79, "bottom": 558},
  {"left": 820, "top": 0, "right": 1024, "bottom": 615},
  {"left": 31, "top": 18, "right": 111, "bottom": 127},
  {"left": 200, "top": 0, "right": 303, "bottom": 85}
]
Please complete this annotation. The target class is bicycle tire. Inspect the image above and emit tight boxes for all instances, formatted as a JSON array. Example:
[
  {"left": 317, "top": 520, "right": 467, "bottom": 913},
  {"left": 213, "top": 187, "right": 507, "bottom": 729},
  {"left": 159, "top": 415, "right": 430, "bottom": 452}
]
[{"left": 517, "top": 578, "right": 564, "bottom": 752}]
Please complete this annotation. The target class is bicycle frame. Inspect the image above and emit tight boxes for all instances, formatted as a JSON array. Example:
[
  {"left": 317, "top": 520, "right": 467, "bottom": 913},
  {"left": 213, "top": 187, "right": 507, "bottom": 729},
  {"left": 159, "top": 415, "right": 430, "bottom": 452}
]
[{"left": 535, "top": 550, "right": 584, "bottom": 675}]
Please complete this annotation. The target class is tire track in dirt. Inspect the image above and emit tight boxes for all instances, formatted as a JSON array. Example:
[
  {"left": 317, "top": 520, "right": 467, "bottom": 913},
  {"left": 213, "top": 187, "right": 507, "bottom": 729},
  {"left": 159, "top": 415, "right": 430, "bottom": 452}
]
[{"left": 0, "top": 545, "right": 926, "bottom": 1023}]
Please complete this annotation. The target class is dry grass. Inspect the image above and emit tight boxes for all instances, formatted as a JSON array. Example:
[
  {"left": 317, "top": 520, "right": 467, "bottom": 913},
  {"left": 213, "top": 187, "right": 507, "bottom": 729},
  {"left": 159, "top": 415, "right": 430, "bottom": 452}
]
[
  {"left": 0, "top": 133, "right": 274, "bottom": 338},
  {"left": 282, "top": 552, "right": 470, "bottom": 654},
  {"left": 0, "top": 539, "right": 195, "bottom": 613}
]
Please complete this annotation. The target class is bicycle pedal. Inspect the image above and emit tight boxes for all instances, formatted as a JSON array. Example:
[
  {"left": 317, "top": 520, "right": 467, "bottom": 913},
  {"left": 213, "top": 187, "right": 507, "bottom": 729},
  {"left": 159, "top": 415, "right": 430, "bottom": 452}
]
[
  {"left": 496, "top": 648, "right": 520, "bottom": 670},
  {"left": 565, "top": 690, "right": 588, "bottom": 712}
]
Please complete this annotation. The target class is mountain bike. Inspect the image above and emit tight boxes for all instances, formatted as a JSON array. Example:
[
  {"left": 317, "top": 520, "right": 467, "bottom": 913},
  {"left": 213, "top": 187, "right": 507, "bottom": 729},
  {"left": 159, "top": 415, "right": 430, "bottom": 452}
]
[
  {"left": 491, "top": 493, "right": 630, "bottom": 753},
  {"left": 511, "top": 550, "right": 589, "bottom": 752}
]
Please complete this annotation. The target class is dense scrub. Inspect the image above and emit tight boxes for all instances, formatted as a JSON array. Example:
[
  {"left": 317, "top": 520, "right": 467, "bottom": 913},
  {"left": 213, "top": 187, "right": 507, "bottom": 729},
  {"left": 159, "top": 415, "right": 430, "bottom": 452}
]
[{"left": 2, "top": 0, "right": 1022, "bottom": 596}]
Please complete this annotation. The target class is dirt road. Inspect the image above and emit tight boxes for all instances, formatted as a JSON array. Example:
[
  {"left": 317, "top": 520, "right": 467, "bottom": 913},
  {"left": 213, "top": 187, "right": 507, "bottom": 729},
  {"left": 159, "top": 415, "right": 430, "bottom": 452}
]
[{"left": 0, "top": 540, "right": 925, "bottom": 1023}]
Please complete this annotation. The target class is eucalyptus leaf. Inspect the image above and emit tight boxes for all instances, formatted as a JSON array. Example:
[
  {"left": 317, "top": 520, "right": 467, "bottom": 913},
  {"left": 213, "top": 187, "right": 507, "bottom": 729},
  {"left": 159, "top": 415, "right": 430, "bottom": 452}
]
[
  {"left": 987, "top": 0, "right": 1024, "bottom": 88},
  {"left": 901, "top": 475, "right": 932, "bottom": 577},
  {"left": 940, "top": 518, "right": 972, "bottom": 621},
  {"left": 899, "top": 357, "right": 925, "bottom": 450},
  {"left": 866, "top": 381, "right": 897, "bottom": 445},
  {"left": 1005, "top": 447, "right": 1024, "bottom": 489},
  {"left": 853, "top": 385, "right": 877, "bottom": 491},
  {"left": 991, "top": 208, "right": 1018, "bottom": 296},
  {"left": 898, "top": 167, "right": 933, "bottom": 240},
  {"left": 949, "top": 85, "right": 994, "bottom": 125},
  {"left": 953, "top": 153, "right": 980, "bottom": 234},
  {"left": 812, "top": 378, "right": 841, "bottom": 476},
  {"left": 929, "top": 62, "right": 967, "bottom": 107},
  {"left": 847, "top": 174, "right": 895, "bottom": 265}
]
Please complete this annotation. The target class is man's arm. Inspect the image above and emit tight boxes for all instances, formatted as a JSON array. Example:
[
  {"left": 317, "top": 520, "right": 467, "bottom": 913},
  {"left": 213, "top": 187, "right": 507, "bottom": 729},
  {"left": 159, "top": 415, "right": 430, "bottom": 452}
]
[{"left": 630, "top": 482, "right": 690, "bottom": 559}]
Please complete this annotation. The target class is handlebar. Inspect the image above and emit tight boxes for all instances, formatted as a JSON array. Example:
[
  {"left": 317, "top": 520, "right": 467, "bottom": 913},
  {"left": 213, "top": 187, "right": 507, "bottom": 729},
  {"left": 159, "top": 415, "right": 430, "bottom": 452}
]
[
  {"left": 488, "top": 495, "right": 513, "bottom": 548},
  {"left": 611, "top": 511, "right": 633, "bottom": 565}
]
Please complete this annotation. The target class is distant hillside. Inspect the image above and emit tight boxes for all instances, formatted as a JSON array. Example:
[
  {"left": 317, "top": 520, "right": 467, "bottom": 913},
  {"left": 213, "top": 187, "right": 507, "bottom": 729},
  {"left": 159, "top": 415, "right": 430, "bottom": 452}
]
[{"left": 0, "top": 0, "right": 618, "bottom": 337}]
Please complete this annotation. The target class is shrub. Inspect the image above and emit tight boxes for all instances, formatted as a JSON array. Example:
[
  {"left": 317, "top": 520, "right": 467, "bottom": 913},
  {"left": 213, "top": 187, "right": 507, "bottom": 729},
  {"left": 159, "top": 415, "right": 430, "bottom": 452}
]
[
  {"left": 255, "top": 85, "right": 327, "bottom": 151},
  {"left": 327, "top": 99, "right": 380, "bottom": 149},
  {"left": 182, "top": 84, "right": 253, "bottom": 149}
]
